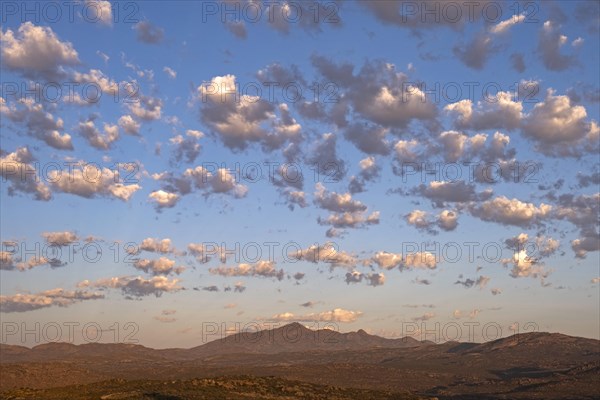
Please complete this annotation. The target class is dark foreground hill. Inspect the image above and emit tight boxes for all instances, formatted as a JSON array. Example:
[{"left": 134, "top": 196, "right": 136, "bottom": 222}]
[{"left": 1, "top": 323, "right": 599, "bottom": 399}]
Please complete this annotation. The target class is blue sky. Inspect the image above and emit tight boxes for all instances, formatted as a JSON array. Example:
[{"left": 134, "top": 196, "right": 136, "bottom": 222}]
[{"left": 1, "top": 0, "right": 599, "bottom": 348}]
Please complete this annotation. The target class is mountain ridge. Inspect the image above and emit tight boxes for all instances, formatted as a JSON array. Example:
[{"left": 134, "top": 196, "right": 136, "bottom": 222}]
[{"left": 1, "top": 323, "right": 598, "bottom": 364}]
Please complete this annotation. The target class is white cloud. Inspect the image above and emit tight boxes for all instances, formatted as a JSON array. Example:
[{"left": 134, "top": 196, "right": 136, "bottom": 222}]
[
  {"left": 269, "top": 308, "right": 363, "bottom": 323},
  {"left": 163, "top": 66, "right": 177, "bottom": 79},
  {"left": 79, "top": 275, "right": 182, "bottom": 297},
  {"left": 522, "top": 89, "right": 598, "bottom": 156},
  {"left": 209, "top": 261, "right": 285, "bottom": 281},
  {"left": 78, "top": 119, "right": 119, "bottom": 150},
  {"left": 49, "top": 163, "right": 141, "bottom": 201},
  {"left": 288, "top": 243, "right": 356, "bottom": 268},
  {"left": 1, "top": 22, "right": 79, "bottom": 80},
  {"left": 149, "top": 190, "right": 180, "bottom": 209},
  {"left": 314, "top": 183, "right": 366, "bottom": 213},
  {"left": 0, "top": 147, "right": 51, "bottom": 200},
  {"left": 118, "top": 115, "right": 140, "bottom": 135},
  {"left": 1, "top": 97, "right": 73, "bottom": 150},
  {"left": 198, "top": 75, "right": 300, "bottom": 150},
  {"left": 41, "top": 231, "right": 78, "bottom": 246},
  {"left": 371, "top": 251, "right": 437, "bottom": 270},
  {"left": 490, "top": 13, "right": 526, "bottom": 34},
  {"left": 0, "top": 288, "right": 103, "bottom": 312},
  {"left": 470, "top": 196, "right": 552, "bottom": 227},
  {"left": 85, "top": 0, "right": 113, "bottom": 25},
  {"left": 133, "top": 257, "right": 184, "bottom": 275},
  {"left": 445, "top": 92, "right": 523, "bottom": 131},
  {"left": 139, "top": 238, "right": 176, "bottom": 254}
]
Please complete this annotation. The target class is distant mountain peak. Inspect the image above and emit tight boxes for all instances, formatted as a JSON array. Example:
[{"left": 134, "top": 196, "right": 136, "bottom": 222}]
[{"left": 280, "top": 322, "right": 309, "bottom": 330}]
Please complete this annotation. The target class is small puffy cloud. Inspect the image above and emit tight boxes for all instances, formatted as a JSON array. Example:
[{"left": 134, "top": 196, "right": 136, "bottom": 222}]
[
  {"left": 310, "top": 57, "right": 436, "bottom": 129},
  {"left": 154, "top": 167, "right": 248, "bottom": 203},
  {"left": 505, "top": 233, "right": 559, "bottom": 260},
  {"left": 572, "top": 37, "right": 584, "bottom": 47},
  {"left": 438, "top": 210, "right": 458, "bottom": 231},
  {"left": 318, "top": 210, "right": 380, "bottom": 229},
  {"left": 139, "top": 238, "right": 176, "bottom": 254},
  {"left": 406, "top": 209, "right": 429, "bottom": 229},
  {"left": 571, "top": 233, "right": 600, "bottom": 259},
  {"left": 128, "top": 95, "right": 162, "bottom": 121},
  {"left": 501, "top": 246, "right": 550, "bottom": 280},
  {"left": 163, "top": 66, "right": 177, "bottom": 79},
  {"left": 79, "top": 275, "right": 182, "bottom": 297},
  {"left": 78, "top": 119, "right": 119, "bottom": 150},
  {"left": 0, "top": 147, "right": 51, "bottom": 200},
  {"left": 288, "top": 243, "right": 356, "bottom": 268},
  {"left": 84, "top": 0, "right": 113, "bottom": 25},
  {"left": 1, "top": 98, "right": 74, "bottom": 150},
  {"left": 209, "top": 261, "right": 285, "bottom": 281},
  {"left": 282, "top": 190, "right": 308, "bottom": 211},
  {"left": 187, "top": 242, "right": 224, "bottom": 263},
  {"left": 41, "top": 231, "right": 78, "bottom": 246},
  {"left": 134, "top": 21, "right": 164, "bottom": 44},
  {"left": 149, "top": 190, "right": 180, "bottom": 209},
  {"left": 490, "top": 13, "right": 526, "bottom": 34},
  {"left": 314, "top": 183, "right": 378, "bottom": 230},
  {"left": 118, "top": 115, "right": 140, "bottom": 135},
  {"left": 592, "top": 277, "right": 600, "bottom": 284},
  {"left": 169, "top": 133, "right": 202, "bottom": 164},
  {"left": 0, "top": 251, "right": 16, "bottom": 270},
  {"left": 314, "top": 183, "right": 366, "bottom": 213},
  {"left": 349, "top": 156, "right": 380, "bottom": 194},
  {"left": 454, "top": 275, "right": 490, "bottom": 289},
  {"left": 49, "top": 163, "right": 141, "bottom": 201},
  {"left": 553, "top": 193, "right": 599, "bottom": 234},
  {"left": 470, "top": 196, "right": 552, "bottom": 227},
  {"left": 453, "top": 309, "right": 481, "bottom": 320},
  {"left": 445, "top": 91, "right": 523, "bottom": 131},
  {"left": 269, "top": 308, "right": 362, "bottom": 323},
  {"left": 72, "top": 69, "right": 121, "bottom": 96},
  {"left": 133, "top": 257, "right": 184, "bottom": 275},
  {"left": 210, "top": 169, "right": 248, "bottom": 197},
  {"left": 0, "top": 288, "right": 103, "bottom": 313},
  {"left": 393, "top": 139, "right": 423, "bottom": 164},
  {"left": 371, "top": 251, "right": 437, "bottom": 270},
  {"left": 522, "top": 89, "right": 598, "bottom": 156},
  {"left": 415, "top": 180, "right": 490, "bottom": 207},
  {"left": 405, "top": 209, "right": 458, "bottom": 234},
  {"left": 345, "top": 270, "right": 385, "bottom": 287},
  {"left": 0, "top": 22, "right": 80, "bottom": 80},
  {"left": 198, "top": 75, "right": 299, "bottom": 151}
]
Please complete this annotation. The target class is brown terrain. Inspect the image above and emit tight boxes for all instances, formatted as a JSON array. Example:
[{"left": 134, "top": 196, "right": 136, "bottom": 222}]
[{"left": 0, "top": 323, "right": 598, "bottom": 399}]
